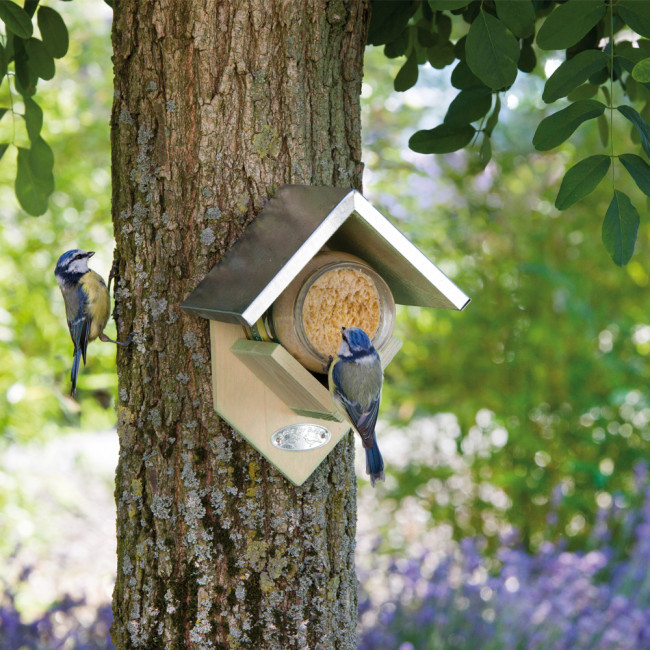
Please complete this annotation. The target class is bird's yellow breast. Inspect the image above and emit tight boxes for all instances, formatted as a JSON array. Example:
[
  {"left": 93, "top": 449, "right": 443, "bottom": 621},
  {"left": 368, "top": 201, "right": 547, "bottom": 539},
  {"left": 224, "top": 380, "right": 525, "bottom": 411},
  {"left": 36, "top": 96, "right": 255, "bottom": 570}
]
[{"left": 80, "top": 270, "right": 110, "bottom": 341}]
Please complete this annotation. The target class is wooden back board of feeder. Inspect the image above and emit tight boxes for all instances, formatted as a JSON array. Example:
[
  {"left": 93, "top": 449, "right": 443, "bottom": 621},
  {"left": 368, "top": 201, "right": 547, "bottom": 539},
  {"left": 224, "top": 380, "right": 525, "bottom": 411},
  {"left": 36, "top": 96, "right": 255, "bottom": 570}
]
[{"left": 181, "top": 185, "right": 470, "bottom": 486}]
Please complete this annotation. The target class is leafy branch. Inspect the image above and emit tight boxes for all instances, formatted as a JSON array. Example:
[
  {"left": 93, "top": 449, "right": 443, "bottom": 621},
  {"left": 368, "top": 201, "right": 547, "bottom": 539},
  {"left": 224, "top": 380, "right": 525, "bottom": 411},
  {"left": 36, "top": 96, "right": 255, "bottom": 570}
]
[
  {"left": 0, "top": 0, "right": 69, "bottom": 216},
  {"left": 368, "top": 0, "right": 650, "bottom": 266}
]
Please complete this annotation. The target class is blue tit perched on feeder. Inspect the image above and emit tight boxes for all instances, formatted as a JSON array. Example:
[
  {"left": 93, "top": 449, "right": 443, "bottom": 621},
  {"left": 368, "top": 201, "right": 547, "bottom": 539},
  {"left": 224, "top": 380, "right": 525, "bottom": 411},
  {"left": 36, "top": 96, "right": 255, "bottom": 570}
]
[
  {"left": 328, "top": 326, "right": 385, "bottom": 486},
  {"left": 55, "top": 249, "right": 129, "bottom": 398}
]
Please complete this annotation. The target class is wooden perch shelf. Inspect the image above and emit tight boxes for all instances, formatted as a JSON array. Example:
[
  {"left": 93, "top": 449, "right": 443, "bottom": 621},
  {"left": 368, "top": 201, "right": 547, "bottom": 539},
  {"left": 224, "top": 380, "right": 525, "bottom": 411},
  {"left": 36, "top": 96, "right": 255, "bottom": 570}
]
[
  {"left": 231, "top": 339, "right": 342, "bottom": 421},
  {"left": 231, "top": 335, "right": 403, "bottom": 420}
]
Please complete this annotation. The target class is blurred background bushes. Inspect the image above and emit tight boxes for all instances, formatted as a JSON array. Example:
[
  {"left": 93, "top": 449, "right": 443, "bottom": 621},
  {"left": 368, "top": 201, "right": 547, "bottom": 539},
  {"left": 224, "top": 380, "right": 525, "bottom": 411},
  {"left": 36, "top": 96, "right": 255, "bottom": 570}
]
[{"left": 362, "top": 43, "right": 650, "bottom": 552}]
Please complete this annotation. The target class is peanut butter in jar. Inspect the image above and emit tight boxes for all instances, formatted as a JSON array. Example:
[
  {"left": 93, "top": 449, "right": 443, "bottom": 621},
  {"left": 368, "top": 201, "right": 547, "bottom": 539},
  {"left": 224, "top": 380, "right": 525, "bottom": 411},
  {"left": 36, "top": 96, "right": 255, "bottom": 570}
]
[
  {"left": 270, "top": 251, "right": 395, "bottom": 372},
  {"left": 301, "top": 266, "right": 381, "bottom": 359}
]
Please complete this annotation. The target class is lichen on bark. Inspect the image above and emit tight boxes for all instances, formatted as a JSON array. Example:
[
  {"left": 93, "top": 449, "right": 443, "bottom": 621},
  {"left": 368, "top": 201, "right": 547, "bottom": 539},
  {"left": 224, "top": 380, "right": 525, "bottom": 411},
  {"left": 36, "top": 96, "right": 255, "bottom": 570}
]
[{"left": 110, "top": 1, "right": 369, "bottom": 647}]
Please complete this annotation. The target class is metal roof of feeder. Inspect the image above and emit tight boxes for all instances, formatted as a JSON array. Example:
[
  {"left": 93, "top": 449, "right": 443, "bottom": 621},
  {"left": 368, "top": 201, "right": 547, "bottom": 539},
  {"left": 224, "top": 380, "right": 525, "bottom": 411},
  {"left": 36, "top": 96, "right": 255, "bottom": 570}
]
[{"left": 181, "top": 185, "right": 470, "bottom": 326}]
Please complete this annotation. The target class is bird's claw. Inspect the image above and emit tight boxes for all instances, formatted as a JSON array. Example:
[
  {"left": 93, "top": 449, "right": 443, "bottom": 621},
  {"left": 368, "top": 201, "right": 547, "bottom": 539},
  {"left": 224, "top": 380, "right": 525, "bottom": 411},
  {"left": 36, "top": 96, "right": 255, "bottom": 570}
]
[{"left": 116, "top": 332, "right": 135, "bottom": 347}]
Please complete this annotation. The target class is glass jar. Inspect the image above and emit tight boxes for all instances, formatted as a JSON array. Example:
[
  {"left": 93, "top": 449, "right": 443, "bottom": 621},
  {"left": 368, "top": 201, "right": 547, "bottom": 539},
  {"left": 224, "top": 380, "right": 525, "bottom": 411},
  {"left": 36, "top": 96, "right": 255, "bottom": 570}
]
[{"left": 255, "top": 251, "right": 396, "bottom": 373}]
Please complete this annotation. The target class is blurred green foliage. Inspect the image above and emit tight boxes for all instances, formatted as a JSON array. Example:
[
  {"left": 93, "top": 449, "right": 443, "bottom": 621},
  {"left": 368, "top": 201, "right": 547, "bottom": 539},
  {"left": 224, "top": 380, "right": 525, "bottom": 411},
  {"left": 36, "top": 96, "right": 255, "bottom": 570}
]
[
  {"left": 363, "top": 45, "right": 650, "bottom": 550},
  {"left": 0, "top": 3, "right": 115, "bottom": 450}
]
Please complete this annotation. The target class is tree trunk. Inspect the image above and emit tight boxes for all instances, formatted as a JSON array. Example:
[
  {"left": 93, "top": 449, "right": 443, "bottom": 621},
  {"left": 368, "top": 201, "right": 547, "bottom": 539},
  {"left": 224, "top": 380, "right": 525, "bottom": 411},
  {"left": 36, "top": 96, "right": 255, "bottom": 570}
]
[{"left": 110, "top": 1, "right": 368, "bottom": 648}]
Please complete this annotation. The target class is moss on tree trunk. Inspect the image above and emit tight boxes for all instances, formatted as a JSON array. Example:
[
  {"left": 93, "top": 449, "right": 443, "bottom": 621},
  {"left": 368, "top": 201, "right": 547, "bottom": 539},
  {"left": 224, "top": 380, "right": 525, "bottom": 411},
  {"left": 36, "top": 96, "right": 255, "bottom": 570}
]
[{"left": 110, "top": 1, "right": 369, "bottom": 647}]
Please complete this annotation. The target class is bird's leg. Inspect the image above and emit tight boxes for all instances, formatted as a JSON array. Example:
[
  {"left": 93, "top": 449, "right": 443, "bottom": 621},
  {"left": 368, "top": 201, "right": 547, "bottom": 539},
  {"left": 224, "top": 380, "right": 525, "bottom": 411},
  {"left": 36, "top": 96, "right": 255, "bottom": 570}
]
[{"left": 99, "top": 332, "right": 133, "bottom": 347}]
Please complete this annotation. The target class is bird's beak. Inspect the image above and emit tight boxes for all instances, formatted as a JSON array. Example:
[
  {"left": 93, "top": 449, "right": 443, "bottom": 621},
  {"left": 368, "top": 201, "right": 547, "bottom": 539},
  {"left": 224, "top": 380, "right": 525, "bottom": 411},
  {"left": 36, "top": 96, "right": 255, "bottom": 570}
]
[{"left": 87, "top": 251, "right": 95, "bottom": 258}]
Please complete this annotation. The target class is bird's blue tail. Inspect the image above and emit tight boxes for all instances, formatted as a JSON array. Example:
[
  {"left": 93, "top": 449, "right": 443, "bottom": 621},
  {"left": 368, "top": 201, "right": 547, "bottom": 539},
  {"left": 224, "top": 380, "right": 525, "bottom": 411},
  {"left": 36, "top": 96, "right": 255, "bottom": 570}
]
[
  {"left": 365, "top": 435, "right": 385, "bottom": 487},
  {"left": 70, "top": 346, "right": 82, "bottom": 398}
]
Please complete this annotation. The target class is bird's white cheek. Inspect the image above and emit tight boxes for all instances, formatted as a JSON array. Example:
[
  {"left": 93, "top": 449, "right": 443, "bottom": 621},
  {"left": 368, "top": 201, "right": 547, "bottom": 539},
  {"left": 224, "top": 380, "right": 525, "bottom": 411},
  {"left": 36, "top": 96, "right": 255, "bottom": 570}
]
[{"left": 68, "top": 259, "right": 89, "bottom": 275}]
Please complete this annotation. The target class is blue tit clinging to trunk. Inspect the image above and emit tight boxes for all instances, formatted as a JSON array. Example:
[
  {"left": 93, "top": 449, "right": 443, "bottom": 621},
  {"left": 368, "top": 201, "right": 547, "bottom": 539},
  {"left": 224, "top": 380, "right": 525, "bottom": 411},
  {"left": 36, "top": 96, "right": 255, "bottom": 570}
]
[
  {"left": 328, "top": 326, "right": 385, "bottom": 486},
  {"left": 55, "top": 249, "right": 129, "bottom": 398}
]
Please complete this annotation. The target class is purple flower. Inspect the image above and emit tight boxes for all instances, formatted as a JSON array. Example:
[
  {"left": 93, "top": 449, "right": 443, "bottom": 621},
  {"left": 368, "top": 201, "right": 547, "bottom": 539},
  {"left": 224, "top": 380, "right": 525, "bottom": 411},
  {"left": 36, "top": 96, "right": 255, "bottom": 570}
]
[{"left": 358, "top": 474, "right": 650, "bottom": 649}]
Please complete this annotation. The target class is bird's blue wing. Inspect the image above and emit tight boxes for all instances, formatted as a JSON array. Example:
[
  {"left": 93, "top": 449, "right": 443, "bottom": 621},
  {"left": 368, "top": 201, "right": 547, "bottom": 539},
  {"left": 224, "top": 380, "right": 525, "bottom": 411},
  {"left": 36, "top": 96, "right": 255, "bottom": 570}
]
[
  {"left": 355, "top": 395, "right": 380, "bottom": 449},
  {"left": 331, "top": 361, "right": 380, "bottom": 449},
  {"left": 67, "top": 285, "right": 91, "bottom": 364}
]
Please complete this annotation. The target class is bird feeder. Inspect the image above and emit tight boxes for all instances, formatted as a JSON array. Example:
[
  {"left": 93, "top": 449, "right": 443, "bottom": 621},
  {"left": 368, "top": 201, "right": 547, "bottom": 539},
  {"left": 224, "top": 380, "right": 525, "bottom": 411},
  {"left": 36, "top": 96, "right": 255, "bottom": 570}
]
[{"left": 181, "top": 185, "right": 469, "bottom": 485}]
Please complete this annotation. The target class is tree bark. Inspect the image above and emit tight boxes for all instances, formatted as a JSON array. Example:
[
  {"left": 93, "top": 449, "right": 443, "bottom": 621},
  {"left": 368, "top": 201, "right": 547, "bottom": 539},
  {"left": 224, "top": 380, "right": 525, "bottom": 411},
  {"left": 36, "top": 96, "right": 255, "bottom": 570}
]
[{"left": 110, "top": 1, "right": 368, "bottom": 648}]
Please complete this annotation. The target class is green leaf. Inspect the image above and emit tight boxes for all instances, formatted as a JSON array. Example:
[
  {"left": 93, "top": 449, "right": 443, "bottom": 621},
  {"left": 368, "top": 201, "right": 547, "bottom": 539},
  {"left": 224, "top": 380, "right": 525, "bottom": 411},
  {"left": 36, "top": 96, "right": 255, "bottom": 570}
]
[
  {"left": 0, "top": 0, "right": 34, "bottom": 39},
  {"left": 384, "top": 31, "right": 409, "bottom": 59},
  {"left": 422, "top": 1, "right": 433, "bottom": 22},
  {"left": 567, "top": 83, "right": 599, "bottom": 101},
  {"left": 618, "top": 0, "right": 650, "bottom": 39},
  {"left": 451, "top": 60, "right": 480, "bottom": 90},
  {"left": 588, "top": 65, "right": 609, "bottom": 86},
  {"left": 495, "top": 0, "right": 535, "bottom": 38},
  {"left": 632, "top": 57, "right": 650, "bottom": 83},
  {"left": 13, "top": 38, "right": 28, "bottom": 86},
  {"left": 602, "top": 190, "right": 639, "bottom": 266},
  {"left": 542, "top": 50, "right": 609, "bottom": 103},
  {"left": 23, "top": 0, "right": 37, "bottom": 18},
  {"left": 616, "top": 44, "right": 649, "bottom": 74},
  {"left": 0, "top": 45, "right": 5, "bottom": 82},
  {"left": 28, "top": 135, "right": 54, "bottom": 181},
  {"left": 23, "top": 96, "right": 42, "bottom": 140},
  {"left": 533, "top": 99, "right": 606, "bottom": 151},
  {"left": 37, "top": 6, "right": 68, "bottom": 59},
  {"left": 597, "top": 113, "right": 609, "bottom": 147},
  {"left": 417, "top": 25, "right": 437, "bottom": 49},
  {"left": 427, "top": 41, "right": 455, "bottom": 69},
  {"left": 367, "top": 1, "right": 413, "bottom": 46},
  {"left": 518, "top": 40, "right": 537, "bottom": 73},
  {"left": 13, "top": 39, "right": 39, "bottom": 95},
  {"left": 394, "top": 52, "right": 418, "bottom": 92},
  {"left": 409, "top": 123, "right": 475, "bottom": 154},
  {"left": 479, "top": 133, "right": 492, "bottom": 169},
  {"left": 428, "top": 0, "right": 472, "bottom": 10},
  {"left": 466, "top": 10, "right": 519, "bottom": 90},
  {"left": 435, "top": 12, "right": 452, "bottom": 42},
  {"left": 4, "top": 30, "right": 14, "bottom": 60},
  {"left": 536, "top": 0, "right": 606, "bottom": 51},
  {"left": 0, "top": 143, "right": 8, "bottom": 161},
  {"left": 626, "top": 74, "right": 639, "bottom": 101},
  {"left": 600, "top": 85, "right": 611, "bottom": 105},
  {"left": 619, "top": 153, "right": 650, "bottom": 197},
  {"left": 444, "top": 87, "right": 492, "bottom": 126},
  {"left": 555, "top": 155, "right": 610, "bottom": 210},
  {"left": 617, "top": 104, "right": 650, "bottom": 157},
  {"left": 15, "top": 146, "right": 51, "bottom": 215},
  {"left": 14, "top": 54, "right": 29, "bottom": 91},
  {"left": 24, "top": 38, "right": 55, "bottom": 80}
]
